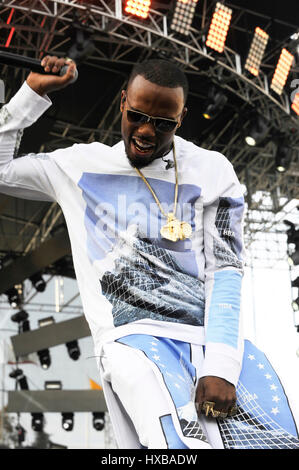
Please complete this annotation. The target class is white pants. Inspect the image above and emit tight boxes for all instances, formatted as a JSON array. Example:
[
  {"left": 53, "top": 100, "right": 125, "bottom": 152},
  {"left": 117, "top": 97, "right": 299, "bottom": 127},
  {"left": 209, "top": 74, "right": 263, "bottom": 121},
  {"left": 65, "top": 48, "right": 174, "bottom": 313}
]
[
  {"left": 99, "top": 335, "right": 299, "bottom": 450},
  {"left": 100, "top": 335, "right": 223, "bottom": 449}
]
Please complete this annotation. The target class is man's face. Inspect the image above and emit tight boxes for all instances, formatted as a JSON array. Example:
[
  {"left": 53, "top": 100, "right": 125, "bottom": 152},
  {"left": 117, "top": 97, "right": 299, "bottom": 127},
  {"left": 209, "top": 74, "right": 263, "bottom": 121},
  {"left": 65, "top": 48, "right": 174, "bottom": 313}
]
[{"left": 120, "top": 75, "right": 187, "bottom": 169}]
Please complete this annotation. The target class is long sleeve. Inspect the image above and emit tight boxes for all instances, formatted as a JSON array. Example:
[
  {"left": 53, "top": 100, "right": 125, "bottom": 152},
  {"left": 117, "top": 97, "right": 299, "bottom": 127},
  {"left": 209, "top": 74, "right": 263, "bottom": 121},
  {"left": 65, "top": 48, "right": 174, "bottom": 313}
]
[
  {"left": 0, "top": 81, "right": 57, "bottom": 201},
  {"left": 200, "top": 157, "right": 246, "bottom": 386}
]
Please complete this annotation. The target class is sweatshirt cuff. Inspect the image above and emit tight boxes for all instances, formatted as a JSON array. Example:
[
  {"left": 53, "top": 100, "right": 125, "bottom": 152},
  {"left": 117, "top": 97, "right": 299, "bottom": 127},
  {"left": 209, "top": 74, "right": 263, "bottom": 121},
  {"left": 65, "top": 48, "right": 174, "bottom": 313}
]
[
  {"left": 6, "top": 81, "right": 52, "bottom": 123},
  {"left": 198, "top": 345, "right": 242, "bottom": 387}
]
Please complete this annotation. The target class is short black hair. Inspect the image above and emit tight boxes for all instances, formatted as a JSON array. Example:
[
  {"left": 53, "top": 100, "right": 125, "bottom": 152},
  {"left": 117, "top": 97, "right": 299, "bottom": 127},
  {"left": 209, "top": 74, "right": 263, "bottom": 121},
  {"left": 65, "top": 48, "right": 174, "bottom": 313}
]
[{"left": 128, "top": 59, "right": 189, "bottom": 104}]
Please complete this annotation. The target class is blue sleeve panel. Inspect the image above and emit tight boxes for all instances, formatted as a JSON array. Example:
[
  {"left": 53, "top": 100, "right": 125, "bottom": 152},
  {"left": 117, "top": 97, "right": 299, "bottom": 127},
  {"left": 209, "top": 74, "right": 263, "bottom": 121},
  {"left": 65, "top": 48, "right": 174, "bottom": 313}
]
[{"left": 206, "top": 270, "right": 242, "bottom": 349}]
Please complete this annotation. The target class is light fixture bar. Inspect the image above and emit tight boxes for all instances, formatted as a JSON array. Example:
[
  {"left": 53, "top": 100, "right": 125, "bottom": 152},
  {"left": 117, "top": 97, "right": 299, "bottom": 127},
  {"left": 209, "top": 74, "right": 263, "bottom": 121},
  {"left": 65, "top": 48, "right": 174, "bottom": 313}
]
[
  {"left": 45, "top": 381, "right": 62, "bottom": 390},
  {"left": 244, "top": 27, "right": 269, "bottom": 76},
  {"left": 291, "top": 91, "right": 299, "bottom": 116},
  {"left": 170, "top": 0, "right": 199, "bottom": 36},
  {"left": 270, "top": 48, "right": 294, "bottom": 95},
  {"left": 124, "top": 0, "right": 151, "bottom": 19},
  {"left": 206, "top": 2, "right": 232, "bottom": 53},
  {"left": 6, "top": 390, "right": 107, "bottom": 413},
  {"left": 38, "top": 316, "right": 55, "bottom": 328}
]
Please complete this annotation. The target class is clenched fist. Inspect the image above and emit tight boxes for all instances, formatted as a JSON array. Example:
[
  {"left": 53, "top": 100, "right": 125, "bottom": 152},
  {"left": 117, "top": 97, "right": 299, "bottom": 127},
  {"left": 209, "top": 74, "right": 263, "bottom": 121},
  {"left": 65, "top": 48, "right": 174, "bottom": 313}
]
[
  {"left": 195, "top": 376, "right": 237, "bottom": 418},
  {"left": 26, "top": 55, "right": 77, "bottom": 96}
]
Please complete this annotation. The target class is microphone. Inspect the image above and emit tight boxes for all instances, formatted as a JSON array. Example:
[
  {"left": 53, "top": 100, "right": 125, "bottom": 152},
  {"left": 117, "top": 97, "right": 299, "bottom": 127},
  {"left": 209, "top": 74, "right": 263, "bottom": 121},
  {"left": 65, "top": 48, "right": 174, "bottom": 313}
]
[
  {"left": 162, "top": 155, "right": 175, "bottom": 170},
  {"left": 0, "top": 50, "right": 78, "bottom": 83}
]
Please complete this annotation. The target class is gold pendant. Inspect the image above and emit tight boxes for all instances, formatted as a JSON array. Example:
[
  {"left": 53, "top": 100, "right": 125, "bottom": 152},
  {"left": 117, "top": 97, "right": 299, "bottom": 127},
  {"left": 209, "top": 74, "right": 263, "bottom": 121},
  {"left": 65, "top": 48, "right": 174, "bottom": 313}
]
[{"left": 160, "top": 212, "right": 192, "bottom": 242}]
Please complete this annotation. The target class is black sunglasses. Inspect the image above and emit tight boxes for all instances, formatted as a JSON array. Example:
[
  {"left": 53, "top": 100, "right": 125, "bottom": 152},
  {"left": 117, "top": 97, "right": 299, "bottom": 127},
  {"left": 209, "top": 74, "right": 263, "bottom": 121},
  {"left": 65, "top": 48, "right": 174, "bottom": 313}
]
[{"left": 125, "top": 95, "right": 180, "bottom": 133}]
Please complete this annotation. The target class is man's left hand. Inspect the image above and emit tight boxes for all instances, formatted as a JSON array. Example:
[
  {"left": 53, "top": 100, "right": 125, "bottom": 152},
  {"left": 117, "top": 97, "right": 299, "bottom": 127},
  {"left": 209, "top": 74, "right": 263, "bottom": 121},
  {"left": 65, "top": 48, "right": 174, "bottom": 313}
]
[{"left": 195, "top": 376, "right": 236, "bottom": 418}]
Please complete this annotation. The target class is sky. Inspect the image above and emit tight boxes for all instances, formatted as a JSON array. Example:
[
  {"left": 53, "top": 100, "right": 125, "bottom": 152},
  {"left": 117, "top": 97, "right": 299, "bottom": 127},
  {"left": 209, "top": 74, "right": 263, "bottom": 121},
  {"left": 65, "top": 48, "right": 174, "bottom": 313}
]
[{"left": 0, "top": 233, "right": 299, "bottom": 449}]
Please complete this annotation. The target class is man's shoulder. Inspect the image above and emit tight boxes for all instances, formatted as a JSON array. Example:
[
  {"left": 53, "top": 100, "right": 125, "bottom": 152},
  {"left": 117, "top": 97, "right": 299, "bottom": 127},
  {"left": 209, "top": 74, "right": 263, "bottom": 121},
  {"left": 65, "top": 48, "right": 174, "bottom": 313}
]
[
  {"left": 74, "top": 139, "right": 123, "bottom": 155},
  {"left": 71, "top": 140, "right": 113, "bottom": 153},
  {"left": 48, "top": 140, "right": 118, "bottom": 173},
  {"left": 175, "top": 135, "right": 231, "bottom": 167},
  {"left": 57, "top": 140, "right": 117, "bottom": 161}
]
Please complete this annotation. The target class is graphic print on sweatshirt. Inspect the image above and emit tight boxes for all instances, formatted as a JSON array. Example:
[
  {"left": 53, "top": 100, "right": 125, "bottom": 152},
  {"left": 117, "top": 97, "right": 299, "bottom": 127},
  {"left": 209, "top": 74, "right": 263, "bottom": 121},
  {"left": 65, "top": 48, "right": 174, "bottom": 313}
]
[
  {"left": 78, "top": 173, "right": 205, "bottom": 327},
  {"left": 214, "top": 196, "right": 244, "bottom": 270}
]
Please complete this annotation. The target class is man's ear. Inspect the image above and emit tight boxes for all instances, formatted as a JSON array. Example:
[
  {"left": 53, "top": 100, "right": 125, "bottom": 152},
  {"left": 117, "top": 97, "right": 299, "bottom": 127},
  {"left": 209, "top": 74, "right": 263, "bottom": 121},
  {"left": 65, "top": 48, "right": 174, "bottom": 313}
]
[
  {"left": 181, "top": 106, "right": 188, "bottom": 121},
  {"left": 120, "top": 90, "right": 126, "bottom": 112},
  {"left": 177, "top": 107, "right": 188, "bottom": 128}
]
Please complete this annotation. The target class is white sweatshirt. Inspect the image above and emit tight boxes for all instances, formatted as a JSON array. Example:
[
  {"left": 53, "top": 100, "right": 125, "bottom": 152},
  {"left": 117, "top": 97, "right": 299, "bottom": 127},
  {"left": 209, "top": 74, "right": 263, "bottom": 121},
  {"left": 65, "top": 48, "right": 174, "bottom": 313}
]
[{"left": 0, "top": 82, "right": 246, "bottom": 386}]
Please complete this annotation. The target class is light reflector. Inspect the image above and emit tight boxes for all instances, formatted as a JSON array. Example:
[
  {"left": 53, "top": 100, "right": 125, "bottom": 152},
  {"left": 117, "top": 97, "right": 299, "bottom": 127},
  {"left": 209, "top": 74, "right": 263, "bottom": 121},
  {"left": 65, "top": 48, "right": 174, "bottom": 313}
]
[
  {"left": 45, "top": 380, "right": 62, "bottom": 390},
  {"left": 124, "top": 0, "right": 151, "bottom": 19},
  {"left": 170, "top": 0, "right": 199, "bottom": 36},
  {"left": 270, "top": 48, "right": 294, "bottom": 95},
  {"left": 291, "top": 91, "right": 299, "bottom": 116},
  {"left": 206, "top": 2, "right": 232, "bottom": 53},
  {"left": 244, "top": 27, "right": 269, "bottom": 76}
]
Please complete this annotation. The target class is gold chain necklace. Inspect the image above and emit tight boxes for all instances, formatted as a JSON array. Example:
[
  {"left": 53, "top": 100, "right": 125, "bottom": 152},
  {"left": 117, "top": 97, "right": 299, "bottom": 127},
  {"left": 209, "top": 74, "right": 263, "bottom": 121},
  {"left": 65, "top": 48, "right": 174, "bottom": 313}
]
[{"left": 134, "top": 142, "right": 192, "bottom": 242}]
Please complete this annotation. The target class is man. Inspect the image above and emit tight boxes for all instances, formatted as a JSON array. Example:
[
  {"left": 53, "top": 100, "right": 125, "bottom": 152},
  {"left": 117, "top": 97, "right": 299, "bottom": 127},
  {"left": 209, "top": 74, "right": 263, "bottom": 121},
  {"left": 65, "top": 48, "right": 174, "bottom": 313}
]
[{"left": 0, "top": 57, "right": 297, "bottom": 449}]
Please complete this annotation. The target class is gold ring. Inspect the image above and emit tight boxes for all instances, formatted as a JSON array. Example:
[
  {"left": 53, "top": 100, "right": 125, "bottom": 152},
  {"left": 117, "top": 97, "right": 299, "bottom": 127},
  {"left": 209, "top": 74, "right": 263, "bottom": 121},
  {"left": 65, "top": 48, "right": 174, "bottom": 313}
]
[
  {"left": 228, "top": 405, "right": 238, "bottom": 417},
  {"left": 64, "top": 57, "right": 73, "bottom": 64},
  {"left": 211, "top": 409, "right": 221, "bottom": 418},
  {"left": 201, "top": 401, "right": 216, "bottom": 417}
]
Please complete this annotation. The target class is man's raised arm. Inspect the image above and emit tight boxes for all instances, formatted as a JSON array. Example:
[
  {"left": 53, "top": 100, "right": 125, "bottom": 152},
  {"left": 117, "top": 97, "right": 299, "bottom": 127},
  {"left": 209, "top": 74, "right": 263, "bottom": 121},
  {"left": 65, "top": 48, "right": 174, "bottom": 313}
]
[{"left": 0, "top": 57, "right": 77, "bottom": 201}]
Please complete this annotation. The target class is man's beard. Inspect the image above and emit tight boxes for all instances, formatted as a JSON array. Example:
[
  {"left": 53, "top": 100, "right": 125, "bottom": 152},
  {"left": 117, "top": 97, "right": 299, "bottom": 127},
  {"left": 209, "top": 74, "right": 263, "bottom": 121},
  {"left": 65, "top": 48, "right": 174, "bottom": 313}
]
[
  {"left": 126, "top": 153, "right": 157, "bottom": 169},
  {"left": 124, "top": 142, "right": 158, "bottom": 169},
  {"left": 124, "top": 140, "right": 173, "bottom": 169}
]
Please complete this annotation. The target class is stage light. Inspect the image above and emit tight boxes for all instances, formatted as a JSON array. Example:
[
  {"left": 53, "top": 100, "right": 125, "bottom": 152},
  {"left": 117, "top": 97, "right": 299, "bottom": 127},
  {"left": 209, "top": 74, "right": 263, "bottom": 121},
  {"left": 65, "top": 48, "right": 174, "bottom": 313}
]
[
  {"left": 35, "top": 316, "right": 53, "bottom": 369},
  {"left": 45, "top": 381, "right": 62, "bottom": 390},
  {"left": 244, "top": 115, "right": 269, "bottom": 146},
  {"left": 5, "top": 286, "right": 22, "bottom": 308},
  {"left": 285, "top": 221, "right": 299, "bottom": 265},
  {"left": 288, "top": 250, "right": 299, "bottom": 266},
  {"left": 11, "top": 309, "right": 31, "bottom": 333},
  {"left": 270, "top": 48, "right": 294, "bottom": 95},
  {"left": 124, "top": 0, "right": 151, "bottom": 19},
  {"left": 29, "top": 272, "right": 46, "bottom": 293},
  {"left": 292, "top": 297, "right": 299, "bottom": 311},
  {"left": 11, "top": 310, "right": 28, "bottom": 323},
  {"left": 31, "top": 413, "right": 44, "bottom": 432},
  {"left": 66, "top": 340, "right": 81, "bottom": 361},
  {"left": 37, "top": 348, "right": 51, "bottom": 369},
  {"left": 92, "top": 412, "right": 105, "bottom": 431},
  {"left": 291, "top": 91, "right": 299, "bottom": 116},
  {"left": 38, "top": 316, "right": 55, "bottom": 328},
  {"left": 206, "top": 2, "right": 232, "bottom": 53},
  {"left": 275, "top": 145, "right": 293, "bottom": 173},
  {"left": 9, "top": 368, "right": 29, "bottom": 390},
  {"left": 244, "top": 27, "right": 269, "bottom": 77},
  {"left": 202, "top": 88, "right": 228, "bottom": 119},
  {"left": 62, "top": 412, "right": 74, "bottom": 431},
  {"left": 170, "top": 0, "right": 198, "bottom": 36}
]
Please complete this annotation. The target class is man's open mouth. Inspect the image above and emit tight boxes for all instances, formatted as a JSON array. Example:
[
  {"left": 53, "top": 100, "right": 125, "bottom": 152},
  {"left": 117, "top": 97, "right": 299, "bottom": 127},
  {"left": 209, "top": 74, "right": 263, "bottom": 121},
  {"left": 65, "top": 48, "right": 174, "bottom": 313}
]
[{"left": 131, "top": 137, "right": 155, "bottom": 154}]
